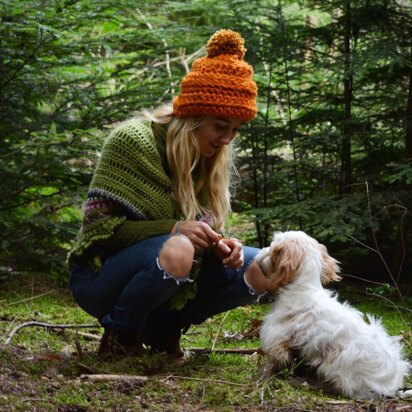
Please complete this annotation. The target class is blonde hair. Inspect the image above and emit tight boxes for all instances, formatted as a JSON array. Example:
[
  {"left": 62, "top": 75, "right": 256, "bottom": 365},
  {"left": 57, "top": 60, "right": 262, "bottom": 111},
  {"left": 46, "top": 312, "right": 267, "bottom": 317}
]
[{"left": 144, "top": 103, "right": 236, "bottom": 231}]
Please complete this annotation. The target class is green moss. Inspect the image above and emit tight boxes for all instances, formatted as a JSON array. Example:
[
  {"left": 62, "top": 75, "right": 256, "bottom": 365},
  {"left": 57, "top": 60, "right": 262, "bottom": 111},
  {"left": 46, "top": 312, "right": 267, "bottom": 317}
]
[{"left": 1, "top": 274, "right": 411, "bottom": 411}]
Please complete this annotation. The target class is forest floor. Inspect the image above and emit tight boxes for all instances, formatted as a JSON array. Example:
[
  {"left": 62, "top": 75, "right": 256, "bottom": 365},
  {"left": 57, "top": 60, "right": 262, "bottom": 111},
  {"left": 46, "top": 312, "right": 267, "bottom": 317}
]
[{"left": 0, "top": 273, "right": 411, "bottom": 412}]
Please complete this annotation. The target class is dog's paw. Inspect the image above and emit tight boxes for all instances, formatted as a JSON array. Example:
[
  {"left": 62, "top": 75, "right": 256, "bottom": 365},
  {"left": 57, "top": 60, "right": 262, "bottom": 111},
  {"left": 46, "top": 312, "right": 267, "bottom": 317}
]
[
  {"left": 258, "top": 360, "right": 278, "bottom": 383},
  {"left": 397, "top": 389, "right": 412, "bottom": 399}
]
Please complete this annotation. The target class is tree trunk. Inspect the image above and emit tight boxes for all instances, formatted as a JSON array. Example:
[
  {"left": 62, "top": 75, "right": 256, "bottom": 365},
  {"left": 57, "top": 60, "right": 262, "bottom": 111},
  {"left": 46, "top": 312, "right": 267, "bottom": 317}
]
[
  {"left": 263, "top": 64, "right": 273, "bottom": 246},
  {"left": 340, "top": 0, "right": 353, "bottom": 194},
  {"left": 279, "top": 0, "right": 302, "bottom": 230},
  {"left": 405, "top": 30, "right": 412, "bottom": 160},
  {"left": 251, "top": 133, "right": 263, "bottom": 247}
]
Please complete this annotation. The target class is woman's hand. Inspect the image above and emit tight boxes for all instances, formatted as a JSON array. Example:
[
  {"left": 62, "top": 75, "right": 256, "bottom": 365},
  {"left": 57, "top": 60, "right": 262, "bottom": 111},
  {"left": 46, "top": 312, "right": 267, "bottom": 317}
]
[
  {"left": 171, "top": 222, "right": 244, "bottom": 269},
  {"left": 212, "top": 237, "right": 244, "bottom": 270},
  {"left": 172, "top": 221, "right": 222, "bottom": 250}
]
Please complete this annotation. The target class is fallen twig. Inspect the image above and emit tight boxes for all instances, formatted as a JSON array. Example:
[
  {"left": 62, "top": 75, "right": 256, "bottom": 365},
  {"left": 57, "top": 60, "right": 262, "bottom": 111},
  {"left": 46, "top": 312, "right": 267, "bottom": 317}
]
[
  {"left": 5, "top": 321, "right": 100, "bottom": 345},
  {"left": 78, "top": 362, "right": 113, "bottom": 376},
  {"left": 80, "top": 374, "right": 148, "bottom": 383},
  {"left": 211, "top": 311, "right": 229, "bottom": 350},
  {"left": 78, "top": 363, "right": 100, "bottom": 374},
  {"left": 186, "top": 347, "right": 263, "bottom": 355},
  {"left": 80, "top": 372, "right": 247, "bottom": 387},
  {"left": 5, "top": 290, "right": 56, "bottom": 307},
  {"left": 161, "top": 374, "right": 248, "bottom": 387},
  {"left": 64, "top": 329, "right": 101, "bottom": 340}
]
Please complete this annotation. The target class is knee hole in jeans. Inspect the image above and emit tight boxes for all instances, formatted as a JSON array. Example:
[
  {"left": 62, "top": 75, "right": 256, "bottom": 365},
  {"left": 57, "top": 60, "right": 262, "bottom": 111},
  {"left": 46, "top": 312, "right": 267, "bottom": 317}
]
[{"left": 158, "top": 234, "right": 195, "bottom": 279}]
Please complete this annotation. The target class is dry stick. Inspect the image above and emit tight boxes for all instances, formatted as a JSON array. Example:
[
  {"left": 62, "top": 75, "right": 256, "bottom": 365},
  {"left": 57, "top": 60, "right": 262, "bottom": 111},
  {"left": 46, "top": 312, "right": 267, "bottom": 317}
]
[
  {"left": 63, "top": 329, "right": 101, "bottom": 341},
  {"left": 177, "top": 47, "right": 205, "bottom": 73},
  {"left": 5, "top": 290, "right": 56, "bottom": 307},
  {"left": 186, "top": 347, "right": 262, "bottom": 355},
  {"left": 366, "top": 293, "right": 412, "bottom": 316},
  {"left": 340, "top": 273, "right": 412, "bottom": 314},
  {"left": 178, "top": 47, "right": 190, "bottom": 74},
  {"left": 74, "top": 337, "right": 83, "bottom": 357},
  {"left": 80, "top": 373, "right": 247, "bottom": 387},
  {"left": 347, "top": 233, "right": 404, "bottom": 303},
  {"left": 345, "top": 183, "right": 405, "bottom": 302},
  {"left": 5, "top": 321, "right": 100, "bottom": 345},
  {"left": 341, "top": 273, "right": 387, "bottom": 285},
  {"left": 364, "top": 182, "right": 404, "bottom": 301},
  {"left": 379, "top": 203, "right": 407, "bottom": 285},
  {"left": 154, "top": 46, "right": 203, "bottom": 103},
  {"left": 151, "top": 48, "right": 204, "bottom": 69},
  {"left": 80, "top": 374, "right": 148, "bottom": 383},
  {"left": 161, "top": 374, "right": 248, "bottom": 387},
  {"left": 211, "top": 311, "right": 229, "bottom": 351},
  {"left": 388, "top": 204, "right": 407, "bottom": 284},
  {"left": 78, "top": 362, "right": 114, "bottom": 376},
  {"left": 78, "top": 363, "right": 100, "bottom": 374}
]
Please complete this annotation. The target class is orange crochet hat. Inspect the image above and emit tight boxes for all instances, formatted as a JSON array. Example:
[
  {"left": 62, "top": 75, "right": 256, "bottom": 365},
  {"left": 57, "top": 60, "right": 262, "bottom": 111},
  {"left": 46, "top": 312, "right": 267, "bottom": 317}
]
[{"left": 173, "top": 29, "right": 257, "bottom": 121}]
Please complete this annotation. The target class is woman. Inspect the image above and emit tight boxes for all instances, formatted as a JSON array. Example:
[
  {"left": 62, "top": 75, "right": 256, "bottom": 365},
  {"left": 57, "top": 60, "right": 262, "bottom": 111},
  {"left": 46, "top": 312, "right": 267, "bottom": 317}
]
[{"left": 68, "top": 29, "right": 269, "bottom": 358}]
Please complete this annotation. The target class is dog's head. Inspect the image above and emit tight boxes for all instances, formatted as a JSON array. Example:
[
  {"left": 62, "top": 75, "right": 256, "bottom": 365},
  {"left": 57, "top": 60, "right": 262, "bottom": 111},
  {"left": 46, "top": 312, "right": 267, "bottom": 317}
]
[{"left": 256, "top": 231, "right": 341, "bottom": 294}]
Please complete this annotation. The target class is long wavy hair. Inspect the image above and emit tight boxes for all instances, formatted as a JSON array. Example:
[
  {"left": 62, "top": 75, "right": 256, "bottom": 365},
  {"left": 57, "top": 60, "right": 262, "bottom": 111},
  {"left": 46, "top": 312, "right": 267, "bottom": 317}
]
[{"left": 144, "top": 103, "right": 238, "bottom": 232}]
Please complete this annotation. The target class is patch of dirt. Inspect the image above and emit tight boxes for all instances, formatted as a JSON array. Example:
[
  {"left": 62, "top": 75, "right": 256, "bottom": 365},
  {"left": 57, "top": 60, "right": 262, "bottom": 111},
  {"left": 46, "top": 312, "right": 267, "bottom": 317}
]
[{"left": 1, "top": 343, "right": 411, "bottom": 412}]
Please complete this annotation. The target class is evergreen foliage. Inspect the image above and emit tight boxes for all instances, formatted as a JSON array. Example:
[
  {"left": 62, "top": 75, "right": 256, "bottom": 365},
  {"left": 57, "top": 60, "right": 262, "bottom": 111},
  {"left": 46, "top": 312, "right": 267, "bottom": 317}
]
[{"left": 0, "top": 0, "right": 411, "bottom": 283}]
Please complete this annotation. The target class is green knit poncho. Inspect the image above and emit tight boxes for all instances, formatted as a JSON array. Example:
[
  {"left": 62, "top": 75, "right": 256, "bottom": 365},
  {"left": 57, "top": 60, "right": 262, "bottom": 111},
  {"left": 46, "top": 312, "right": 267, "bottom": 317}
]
[
  {"left": 90, "top": 119, "right": 175, "bottom": 219},
  {"left": 68, "top": 118, "right": 177, "bottom": 267}
]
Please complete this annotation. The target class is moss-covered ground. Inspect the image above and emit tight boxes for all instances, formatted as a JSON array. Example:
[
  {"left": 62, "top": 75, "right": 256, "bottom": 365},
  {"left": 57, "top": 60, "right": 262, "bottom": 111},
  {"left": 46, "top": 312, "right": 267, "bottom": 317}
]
[{"left": 0, "top": 274, "right": 411, "bottom": 411}]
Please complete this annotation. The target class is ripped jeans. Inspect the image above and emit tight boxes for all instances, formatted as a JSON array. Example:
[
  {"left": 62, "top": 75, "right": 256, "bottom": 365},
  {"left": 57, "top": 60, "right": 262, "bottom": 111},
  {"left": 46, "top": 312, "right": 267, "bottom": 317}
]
[{"left": 69, "top": 234, "right": 262, "bottom": 332}]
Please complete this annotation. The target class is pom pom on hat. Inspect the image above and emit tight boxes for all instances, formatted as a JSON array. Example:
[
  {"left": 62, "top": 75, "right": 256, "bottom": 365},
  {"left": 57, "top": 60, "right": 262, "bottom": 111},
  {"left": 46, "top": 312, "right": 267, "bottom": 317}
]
[
  {"left": 173, "top": 29, "right": 257, "bottom": 121},
  {"left": 206, "top": 29, "right": 246, "bottom": 60}
]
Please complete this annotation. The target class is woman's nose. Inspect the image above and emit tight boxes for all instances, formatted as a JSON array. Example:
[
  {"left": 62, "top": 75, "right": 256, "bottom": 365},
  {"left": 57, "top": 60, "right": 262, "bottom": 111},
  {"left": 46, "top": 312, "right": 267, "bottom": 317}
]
[{"left": 219, "top": 130, "right": 236, "bottom": 145}]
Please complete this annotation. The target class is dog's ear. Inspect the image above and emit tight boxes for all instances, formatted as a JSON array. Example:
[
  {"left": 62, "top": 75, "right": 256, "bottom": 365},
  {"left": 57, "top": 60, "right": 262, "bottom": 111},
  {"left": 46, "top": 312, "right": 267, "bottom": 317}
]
[
  {"left": 319, "top": 244, "right": 341, "bottom": 285},
  {"left": 267, "top": 240, "right": 304, "bottom": 294}
]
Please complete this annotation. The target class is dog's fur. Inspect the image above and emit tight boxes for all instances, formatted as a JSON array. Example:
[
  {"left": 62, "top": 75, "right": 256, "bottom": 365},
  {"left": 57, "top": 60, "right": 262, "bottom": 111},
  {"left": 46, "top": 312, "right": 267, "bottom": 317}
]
[{"left": 257, "top": 231, "right": 410, "bottom": 399}]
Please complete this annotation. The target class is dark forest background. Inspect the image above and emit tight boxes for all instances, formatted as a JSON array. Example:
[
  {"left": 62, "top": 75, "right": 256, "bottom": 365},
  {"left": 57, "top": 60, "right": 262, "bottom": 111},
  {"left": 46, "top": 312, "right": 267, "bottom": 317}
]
[{"left": 1, "top": 0, "right": 411, "bottom": 286}]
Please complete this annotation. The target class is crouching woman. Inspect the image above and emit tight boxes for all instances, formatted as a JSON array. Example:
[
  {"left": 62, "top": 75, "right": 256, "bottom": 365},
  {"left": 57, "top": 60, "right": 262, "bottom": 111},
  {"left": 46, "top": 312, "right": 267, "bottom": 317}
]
[{"left": 67, "top": 29, "right": 268, "bottom": 358}]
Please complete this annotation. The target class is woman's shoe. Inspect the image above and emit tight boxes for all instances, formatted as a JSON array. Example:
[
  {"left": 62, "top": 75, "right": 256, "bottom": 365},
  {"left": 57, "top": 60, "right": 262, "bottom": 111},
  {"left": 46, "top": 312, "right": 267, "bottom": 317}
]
[
  {"left": 98, "top": 327, "right": 115, "bottom": 359},
  {"left": 117, "top": 330, "right": 146, "bottom": 356},
  {"left": 98, "top": 328, "right": 146, "bottom": 358},
  {"left": 142, "top": 310, "right": 190, "bottom": 358}
]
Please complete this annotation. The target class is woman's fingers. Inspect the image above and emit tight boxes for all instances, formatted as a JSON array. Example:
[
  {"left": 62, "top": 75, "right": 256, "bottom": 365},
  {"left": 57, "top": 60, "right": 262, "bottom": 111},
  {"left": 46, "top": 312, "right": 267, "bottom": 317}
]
[
  {"left": 176, "top": 221, "right": 220, "bottom": 249},
  {"left": 222, "top": 250, "right": 244, "bottom": 268},
  {"left": 173, "top": 222, "right": 244, "bottom": 265},
  {"left": 219, "top": 238, "right": 244, "bottom": 269}
]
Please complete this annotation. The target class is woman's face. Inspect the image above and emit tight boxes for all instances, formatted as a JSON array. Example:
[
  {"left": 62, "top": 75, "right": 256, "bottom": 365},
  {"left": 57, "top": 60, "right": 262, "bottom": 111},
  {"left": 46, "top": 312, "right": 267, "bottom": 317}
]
[{"left": 196, "top": 116, "right": 244, "bottom": 158}]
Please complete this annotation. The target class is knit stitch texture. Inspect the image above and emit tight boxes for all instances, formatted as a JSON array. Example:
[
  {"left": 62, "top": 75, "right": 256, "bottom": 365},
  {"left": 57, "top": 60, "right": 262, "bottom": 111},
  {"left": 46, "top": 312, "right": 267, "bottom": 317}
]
[
  {"left": 90, "top": 119, "right": 175, "bottom": 219},
  {"left": 173, "top": 29, "right": 257, "bottom": 121},
  {"left": 67, "top": 119, "right": 176, "bottom": 266}
]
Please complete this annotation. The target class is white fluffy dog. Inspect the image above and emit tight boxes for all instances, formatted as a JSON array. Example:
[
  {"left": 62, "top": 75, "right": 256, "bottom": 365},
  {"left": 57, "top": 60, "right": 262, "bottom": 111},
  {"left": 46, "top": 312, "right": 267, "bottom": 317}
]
[{"left": 256, "top": 231, "right": 410, "bottom": 399}]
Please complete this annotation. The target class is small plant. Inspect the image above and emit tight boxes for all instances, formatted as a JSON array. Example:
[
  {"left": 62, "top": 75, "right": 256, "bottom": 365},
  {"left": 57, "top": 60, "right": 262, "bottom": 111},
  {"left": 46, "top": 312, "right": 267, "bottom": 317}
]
[{"left": 366, "top": 283, "right": 395, "bottom": 297}]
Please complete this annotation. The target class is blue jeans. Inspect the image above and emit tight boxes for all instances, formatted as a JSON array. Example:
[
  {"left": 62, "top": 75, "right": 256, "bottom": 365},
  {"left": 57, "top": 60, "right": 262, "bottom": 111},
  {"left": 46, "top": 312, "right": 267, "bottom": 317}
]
[{"left": 69, "top": 235, "right": 261, "bottom": 332}]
